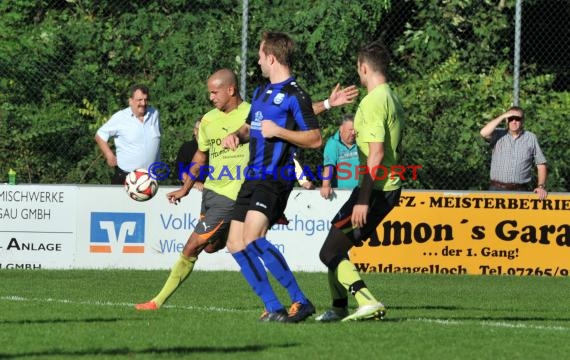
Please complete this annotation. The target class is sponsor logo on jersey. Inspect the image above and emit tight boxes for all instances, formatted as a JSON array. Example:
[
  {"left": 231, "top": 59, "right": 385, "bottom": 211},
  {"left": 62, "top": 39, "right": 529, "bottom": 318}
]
[{"left": 273, "top": 93, "right": 285, "bottom": 105}]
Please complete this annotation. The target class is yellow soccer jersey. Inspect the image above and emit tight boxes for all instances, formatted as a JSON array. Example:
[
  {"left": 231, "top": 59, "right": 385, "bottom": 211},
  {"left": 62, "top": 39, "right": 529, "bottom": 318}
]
[
  {"left": 354, "top": 84, "right": 405, "bottom": 191},
  {"left": 198, "top": 102, "right": 250, "bottom": 200}
]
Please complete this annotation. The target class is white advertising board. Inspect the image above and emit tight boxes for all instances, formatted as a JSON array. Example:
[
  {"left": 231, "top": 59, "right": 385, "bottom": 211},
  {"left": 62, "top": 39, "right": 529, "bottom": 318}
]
[
  {"left": 4, "top": 184, "right": 569, "bottom": 275},
  {"left": 75, "top": 185, "right": 203, "bottom": 269},
  {"left": 73, "top": 185, "right": 345, "bottom": 271},
  {"left": 266, "top": 189, "right": 348, "bottom": 271},
  {"left": 0, "top": 184, "right": 77, "bottom": 269}
]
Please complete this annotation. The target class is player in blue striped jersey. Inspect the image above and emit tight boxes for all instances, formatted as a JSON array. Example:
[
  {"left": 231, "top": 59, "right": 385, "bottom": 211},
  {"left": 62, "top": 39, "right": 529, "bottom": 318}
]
[{"left": 222, "top": 32, "right": 321, "bottom": 322}]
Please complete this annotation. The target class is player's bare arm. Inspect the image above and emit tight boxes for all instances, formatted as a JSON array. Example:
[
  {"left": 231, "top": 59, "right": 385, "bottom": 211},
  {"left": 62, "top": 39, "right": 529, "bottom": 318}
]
[
  {"left": 352, "top": 142, "right": 384, "bottom": 228},
  {"left": 261, "top": 121, "right": 322, "bottom": 149}
]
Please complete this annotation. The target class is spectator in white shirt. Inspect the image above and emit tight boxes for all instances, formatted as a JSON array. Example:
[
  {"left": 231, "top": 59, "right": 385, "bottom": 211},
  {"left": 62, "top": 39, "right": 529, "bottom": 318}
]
[{"left": 95, "top": 85, "right": 161, "bottom": 184}]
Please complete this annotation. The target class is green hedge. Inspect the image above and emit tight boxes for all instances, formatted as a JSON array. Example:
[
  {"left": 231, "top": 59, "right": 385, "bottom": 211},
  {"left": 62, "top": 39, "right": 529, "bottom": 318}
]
[{"left": 0, "top": 0, "right": 567, "bottom": 190}]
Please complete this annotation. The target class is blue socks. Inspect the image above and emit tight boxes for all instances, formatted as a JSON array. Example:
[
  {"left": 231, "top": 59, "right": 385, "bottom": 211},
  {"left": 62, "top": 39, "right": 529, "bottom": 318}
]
[
  {"left": 246, "top": 237, "right": 307, "bottom": 304},
  {"left": 232, "top": 250, "right": 282, "bottom": 312}
]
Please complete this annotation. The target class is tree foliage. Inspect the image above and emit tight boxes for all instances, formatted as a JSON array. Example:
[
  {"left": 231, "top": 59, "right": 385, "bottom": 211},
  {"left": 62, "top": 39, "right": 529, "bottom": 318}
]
[
  {"left": 392, "top": 0, "right": 569, "bottom": 190},
  {"left": 0, "top": 0, "right": 568, "bottom": 190}
]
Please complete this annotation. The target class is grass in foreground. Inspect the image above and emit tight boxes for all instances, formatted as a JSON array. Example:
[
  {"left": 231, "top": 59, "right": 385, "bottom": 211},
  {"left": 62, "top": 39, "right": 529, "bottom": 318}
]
[{"left": 1, "top": 270, "right": 569, "bottom": 360}]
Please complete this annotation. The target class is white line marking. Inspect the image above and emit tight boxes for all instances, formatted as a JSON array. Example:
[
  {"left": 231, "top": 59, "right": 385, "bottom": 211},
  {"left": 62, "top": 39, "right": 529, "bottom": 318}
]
[
  {"left": 2, "top": 296, "right": 568, "bottom": 332},
  {"left": 0, "top": 295, "right": 246, "bottom": 313},
  {"left": 408, "top": 317, "right": 569, "bottom": 332}
]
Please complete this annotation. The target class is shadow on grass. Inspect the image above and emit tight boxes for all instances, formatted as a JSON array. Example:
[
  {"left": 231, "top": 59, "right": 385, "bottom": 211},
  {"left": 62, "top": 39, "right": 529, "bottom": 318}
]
[
  {"left": 0, "top": 343, "right": 297, "bottom": 359},
  {"left": 0, "top": 317, "right": 141, "bottom": 325}
]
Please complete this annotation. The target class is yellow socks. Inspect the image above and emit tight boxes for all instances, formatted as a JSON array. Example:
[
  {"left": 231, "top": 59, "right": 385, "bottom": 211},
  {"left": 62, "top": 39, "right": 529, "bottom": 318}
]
[
  {"left": 336, "top": 259, "right": 378, "bottom": 306},
  {"left": 152, "top": 254, "right": 197, "bottom": 307}
]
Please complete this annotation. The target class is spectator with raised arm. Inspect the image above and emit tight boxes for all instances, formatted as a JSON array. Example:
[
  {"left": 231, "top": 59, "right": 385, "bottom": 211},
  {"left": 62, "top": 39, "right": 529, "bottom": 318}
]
[{"left": 480, "top": 106, "right": 548, "bottom": 200}]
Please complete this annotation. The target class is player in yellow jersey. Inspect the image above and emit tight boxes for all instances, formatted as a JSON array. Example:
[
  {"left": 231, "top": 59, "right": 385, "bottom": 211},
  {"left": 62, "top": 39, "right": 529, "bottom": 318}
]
[
  {"left": 136, "top": 68, "right": 359, "bottom": 311},
  {"left": 135, "top": 69, "right": 249, "bottom": 310},
  {"left": 317, "top": 41, "right": 405, "bottom": 322}
]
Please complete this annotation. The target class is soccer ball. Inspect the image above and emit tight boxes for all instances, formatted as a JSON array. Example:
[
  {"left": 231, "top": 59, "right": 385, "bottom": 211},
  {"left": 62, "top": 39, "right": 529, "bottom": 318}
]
[{"left": 124, "top": 169, "right": 158, "bottom": 202}]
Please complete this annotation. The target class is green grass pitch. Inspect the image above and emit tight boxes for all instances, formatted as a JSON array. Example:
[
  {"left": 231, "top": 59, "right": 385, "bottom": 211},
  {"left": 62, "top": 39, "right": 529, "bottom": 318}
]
[{"left": 1, "top": 270, "right": 569, "bottom": 359}]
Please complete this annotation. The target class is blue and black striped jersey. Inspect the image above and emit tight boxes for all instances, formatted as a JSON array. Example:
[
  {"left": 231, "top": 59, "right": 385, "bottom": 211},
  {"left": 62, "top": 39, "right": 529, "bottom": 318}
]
[{"left": 246, "top": 77, "right": 319, "bottom": 177}]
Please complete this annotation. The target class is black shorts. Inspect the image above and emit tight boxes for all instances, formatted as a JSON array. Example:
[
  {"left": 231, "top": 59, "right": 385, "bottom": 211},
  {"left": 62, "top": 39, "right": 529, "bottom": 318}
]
[
  {"left": 331, "top": 187, "right": 401, "bottom": 245},
  {"left": 232, "top": 179, "right": 292, "bottom": 226}
]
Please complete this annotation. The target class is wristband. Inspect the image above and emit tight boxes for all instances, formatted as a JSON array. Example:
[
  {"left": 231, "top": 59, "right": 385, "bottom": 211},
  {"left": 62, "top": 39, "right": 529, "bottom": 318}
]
[
  {"left": 538, "top": 184, "right": 545, "bottom": 189},
  {"left": 323, "top": 99, "right": 331, "bottom": 110}
]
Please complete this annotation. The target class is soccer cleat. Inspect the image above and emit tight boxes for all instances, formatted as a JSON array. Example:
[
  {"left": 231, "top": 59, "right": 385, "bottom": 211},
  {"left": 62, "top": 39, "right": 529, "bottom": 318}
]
[
  {"left": 315, "top": 308, "right": 349, "bottom": 322},
  {"left": 259, "top": 309, "right": 288, "bottom": 322},
  {"left": 341, "top": 303, "right": 386, "bottom": 322},
  {"left": 286, "top": 300, "right": 316, "bottom": 323},
  {"left": 135, "top": 301, "right": 159, "bottom": 311}
]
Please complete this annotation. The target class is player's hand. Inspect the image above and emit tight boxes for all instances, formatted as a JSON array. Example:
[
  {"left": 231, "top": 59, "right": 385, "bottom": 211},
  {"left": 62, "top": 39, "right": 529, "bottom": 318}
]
[
  {"left": 320, "top": 185, "right": 334, "bottom": 199},
  {"left": 351, "top": 204, "right": 369, "bottom": 229},
  {"left": 222, "top": 134, "right": 240, "bottom": 151},
  {"left": 329, "top": 84, "right": 359, "bottom": 108},
  {"left": 261, "top": 120, "right": 281, "bottom": 139},
  {"left": 166, "top": 189, "right": 186, "bottom": 204}
]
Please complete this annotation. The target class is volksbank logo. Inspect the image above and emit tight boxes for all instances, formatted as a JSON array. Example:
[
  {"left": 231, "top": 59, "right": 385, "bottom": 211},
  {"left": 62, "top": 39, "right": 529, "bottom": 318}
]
[{"left": 90, "top": 212, "right": 145, "bottom": 253}]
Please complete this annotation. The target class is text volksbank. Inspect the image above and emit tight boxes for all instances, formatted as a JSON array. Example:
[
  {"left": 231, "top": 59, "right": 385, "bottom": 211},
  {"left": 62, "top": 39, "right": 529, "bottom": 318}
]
[
  {"left": 157, "top": 212, "right": 331, "bottom": 254},
  {"left": 160, "top": 212, "right": 332, "bottom": 236}
]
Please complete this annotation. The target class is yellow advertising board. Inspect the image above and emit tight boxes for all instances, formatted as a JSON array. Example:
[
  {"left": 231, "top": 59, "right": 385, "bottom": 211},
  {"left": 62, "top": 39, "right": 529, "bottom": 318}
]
[{"left": 350, "top": 191, "right": 570, "bottom": 276}]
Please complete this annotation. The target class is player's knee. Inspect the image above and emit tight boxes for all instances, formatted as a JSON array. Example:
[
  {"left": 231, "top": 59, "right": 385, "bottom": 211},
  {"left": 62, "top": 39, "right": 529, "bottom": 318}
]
[
  {"left": 320, "top": 227, "right": 346, "bottom": 268},
  {"left": 320, "top": 247, "right": 345, "bottom": 270},
  {"left": 203, "top": 244, "right": 217, "bottom": 253},
  {"left": 319, "top": 246, "right": 330, "bottom": 266},
  {"left": 203, "top": 239, "right": 225, "bottom": 254},
  {"left": 183, "top": 233, "right": 209, "bottom": 256}
]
